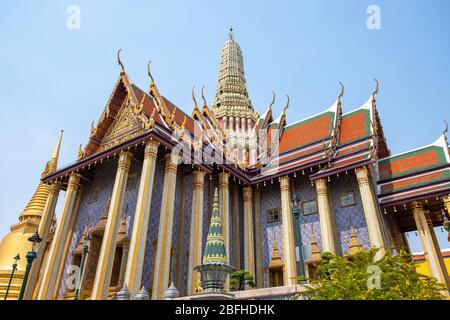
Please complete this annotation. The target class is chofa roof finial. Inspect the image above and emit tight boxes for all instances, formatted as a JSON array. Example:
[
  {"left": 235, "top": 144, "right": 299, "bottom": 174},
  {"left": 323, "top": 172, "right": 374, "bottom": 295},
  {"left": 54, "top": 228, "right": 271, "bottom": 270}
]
[
  {"left": 117, "top": 49, "right": 125, "bottom": 74},
  {"left": 201, "top": 86, "right": 208, "bottom": 108},
  {"left": 192, "top": 86, "right": 199, "bottom": 109},
  {"left": 338, "top": 81, "right": 344, "bottom": 100},
  {"left": 269, "top": 91, "right": 276, "bottom": 111},
  {"left": 373, "top": 78, "right": 379, "bottom": 97},
  {"left": 147, "top": 60, "right": 155, "bottom": 84},
  {"left": 283, "top": 94, "right": 290, "bottom": 113},
  {"left": 444, "top": 120, "right": 448, "bottom": 136}
]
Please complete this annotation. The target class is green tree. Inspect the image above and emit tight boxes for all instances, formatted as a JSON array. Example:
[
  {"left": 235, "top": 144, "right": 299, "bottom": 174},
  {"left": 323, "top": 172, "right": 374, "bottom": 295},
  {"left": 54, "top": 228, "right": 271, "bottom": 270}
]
[
  {"left": 230, "top": 270, "right": 256, "bottom": 291},
  {"left": 302, "top": 249, "right": 448, "bottom": 300}
]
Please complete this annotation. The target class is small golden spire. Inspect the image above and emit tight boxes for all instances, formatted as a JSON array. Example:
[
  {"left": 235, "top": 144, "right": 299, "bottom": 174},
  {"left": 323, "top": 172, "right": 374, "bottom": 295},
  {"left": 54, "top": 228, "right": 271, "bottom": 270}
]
[
  {"left": 269, "top": 233, "right": 284, "bottom": 268},
  {"left": 345, "top": 224, "right": 363, "bottom": 256},
  {"left": 310, "top": 231, "right": 322, "bottom": 262}
]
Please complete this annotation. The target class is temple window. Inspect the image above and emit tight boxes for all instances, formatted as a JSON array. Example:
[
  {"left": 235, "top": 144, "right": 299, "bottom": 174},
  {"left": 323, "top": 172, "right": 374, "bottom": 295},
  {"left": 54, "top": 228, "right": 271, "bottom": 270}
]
[
  {"left": 302, "top": 200, "right": 318, "bottom": 215},
  {"left": 339, "top": 191, "right": 356, "bottom": 208},
  {"left": 88, "top": 186, "right": 100, "bottom": 204},
  {"left": 126, "top": 172, "right": 137, "bottom": 190},
  {"left": 267, "top": 208, "right": 281, "bottom": 223}
]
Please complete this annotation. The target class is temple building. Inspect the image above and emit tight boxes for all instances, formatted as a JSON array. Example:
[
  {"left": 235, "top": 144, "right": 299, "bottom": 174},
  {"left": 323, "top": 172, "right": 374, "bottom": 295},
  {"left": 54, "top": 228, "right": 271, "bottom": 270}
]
[{"left": 0, "top": 30, "right": 450, "bottom": 300}]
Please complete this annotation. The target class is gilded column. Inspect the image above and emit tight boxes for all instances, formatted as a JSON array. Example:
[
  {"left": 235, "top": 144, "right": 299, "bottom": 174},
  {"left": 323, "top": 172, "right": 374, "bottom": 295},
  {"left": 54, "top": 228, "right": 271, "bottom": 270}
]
[
  {"left": 279, "top": 176, "right": 297, "bottom": 285},
  {"left": 91, "top": 151, "right": 133, "bottom": 300},
  {"left": 37, "top": 173, "right": 81, "bottom": 300},
  {"left": 254, "top": 186, "right": 264, "bottom": 288},
  {"left": 152, "top": 153, "right": 179, "bottom": 299},
  {"left": 355, "top": 166, "right": 386, "bottom": 257},
  {"left": 218, "top": 172, "right": 230, "bottom": 262},
  {"left": 243, "top": 186, "right": 255, "bottom": 276},
  {"left": 187, "top": 169, "right": 205, "bottom": 295},
  {"left": 314, "top": 178, "right": 337, "bottom": 254},
  {"left": 412, "top": 201, "right": 450, "bottom": 288},
  {"left": 124, "top": 140, "right": 159, "bottom": 298},
  {"left": 24, "top": 182, "right": 62, "bottom": 300},
  {"left": 232, "top": 185, "right": 240, "bottom": 269}
]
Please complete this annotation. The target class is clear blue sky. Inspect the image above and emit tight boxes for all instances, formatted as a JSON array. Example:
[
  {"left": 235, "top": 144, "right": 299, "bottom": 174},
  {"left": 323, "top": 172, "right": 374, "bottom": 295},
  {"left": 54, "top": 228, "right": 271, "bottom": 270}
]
[{"left": 0, "top": 0, "right": 449, "bottom": 253}]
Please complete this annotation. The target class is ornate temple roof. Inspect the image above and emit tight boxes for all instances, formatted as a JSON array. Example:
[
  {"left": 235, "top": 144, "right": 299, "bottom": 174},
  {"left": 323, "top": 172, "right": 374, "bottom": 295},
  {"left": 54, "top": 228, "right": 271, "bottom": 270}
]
[{"left": 377, "top": 134, "right": 450, "bottom": 206}]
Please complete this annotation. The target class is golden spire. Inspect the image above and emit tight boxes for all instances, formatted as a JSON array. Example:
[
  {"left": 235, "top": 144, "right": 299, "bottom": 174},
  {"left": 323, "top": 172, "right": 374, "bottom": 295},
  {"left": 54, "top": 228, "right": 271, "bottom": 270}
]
[
  {"left": 345, "top": 224, "right": 363, "bottom": 256},
  {"left": 20, "top": 130, "right": 64, "bottom": 221},
  {"left": 46, "top": 129, "right": 63, "bottom": 174},
  {"left": 310, "top": 231, "right": 322, "bottom": 262}
]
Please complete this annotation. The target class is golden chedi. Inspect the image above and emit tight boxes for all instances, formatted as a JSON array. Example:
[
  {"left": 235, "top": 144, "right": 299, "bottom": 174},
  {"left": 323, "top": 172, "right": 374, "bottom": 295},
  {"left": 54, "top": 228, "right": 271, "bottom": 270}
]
[{"left": 0, "top": 131, "right": 63, "bottom": 299}]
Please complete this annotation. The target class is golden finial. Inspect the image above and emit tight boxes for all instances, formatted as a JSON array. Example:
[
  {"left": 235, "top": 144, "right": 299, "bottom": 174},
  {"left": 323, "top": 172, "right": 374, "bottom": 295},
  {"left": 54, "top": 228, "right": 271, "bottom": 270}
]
[
  {"left": 117, "top": 49, "right": 125, "bottom": 74},
  {"left": 147, "top": 60, "right": 155, "bottom": 85},
  {"left": 77, "top": 143, "right": 84, "bottom": 161},
  {"left": 372, "top": 78, "right": 379, "bottom": 97},
  {"left": 90, "top": 121, "right": 97, "bottom": 137},
  {"left": 201, "top": 85, "right": 208, "bottom": 108}
]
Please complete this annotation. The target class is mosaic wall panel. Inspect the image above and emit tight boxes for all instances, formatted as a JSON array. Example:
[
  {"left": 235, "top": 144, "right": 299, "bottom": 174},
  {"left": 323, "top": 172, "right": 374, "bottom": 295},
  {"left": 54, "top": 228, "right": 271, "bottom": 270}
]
[
  {"left": 292, "top": 177, "right": 322, "bottom": 259},
  {"left": 329, "top": 171, "right": 370, "bottom": 255},
  {"left": 260, "top": 182, "right": 282, "bottom": 288}
]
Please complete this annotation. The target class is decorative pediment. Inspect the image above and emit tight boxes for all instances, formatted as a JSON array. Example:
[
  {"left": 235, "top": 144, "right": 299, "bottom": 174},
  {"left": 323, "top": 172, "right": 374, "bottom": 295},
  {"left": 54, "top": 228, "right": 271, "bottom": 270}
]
[{"left": 98, "top": 99, "right": 144, "bottom": 153}]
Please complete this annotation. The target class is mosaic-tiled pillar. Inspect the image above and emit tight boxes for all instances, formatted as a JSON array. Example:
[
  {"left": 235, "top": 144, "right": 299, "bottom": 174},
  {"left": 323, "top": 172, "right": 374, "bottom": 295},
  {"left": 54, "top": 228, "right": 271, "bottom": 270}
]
[
  {"left": 124, "top": 140, "right": 159, "bottom": 298},
  {"left": 355, "top": 166, "right": 386, "bottom": 257},
  {"left": 91, "top": 151, "right": 133, "bottom": 300},
  {"left": 187, "top": 169, "right": 205, "bottom": 295},
  {"left": 412, "top": 201, "right": 450, "bottom": 288},
  {"left": 314, "top": 178, "right": 337, "bottom": 255},
  {"left": 243, "top": 186, "right": 255, "bottom": 277},
  {"left": 37, "top": 173, "right": 81, "bottom": 300},
  {"left": 254, "top": 186, "right": 264, "bottom": 288},
  {"left": 24, "top": 182, "right": 62, "bottom": 300},
  {"left": 279, "top": 176, "right": 297, "bottom": 285},
  {"left": 152, "top": 153, "right": 179, "bottom": 299},
  {"left": 232, "top": 185, "right": 240, "bottom": 269}
]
